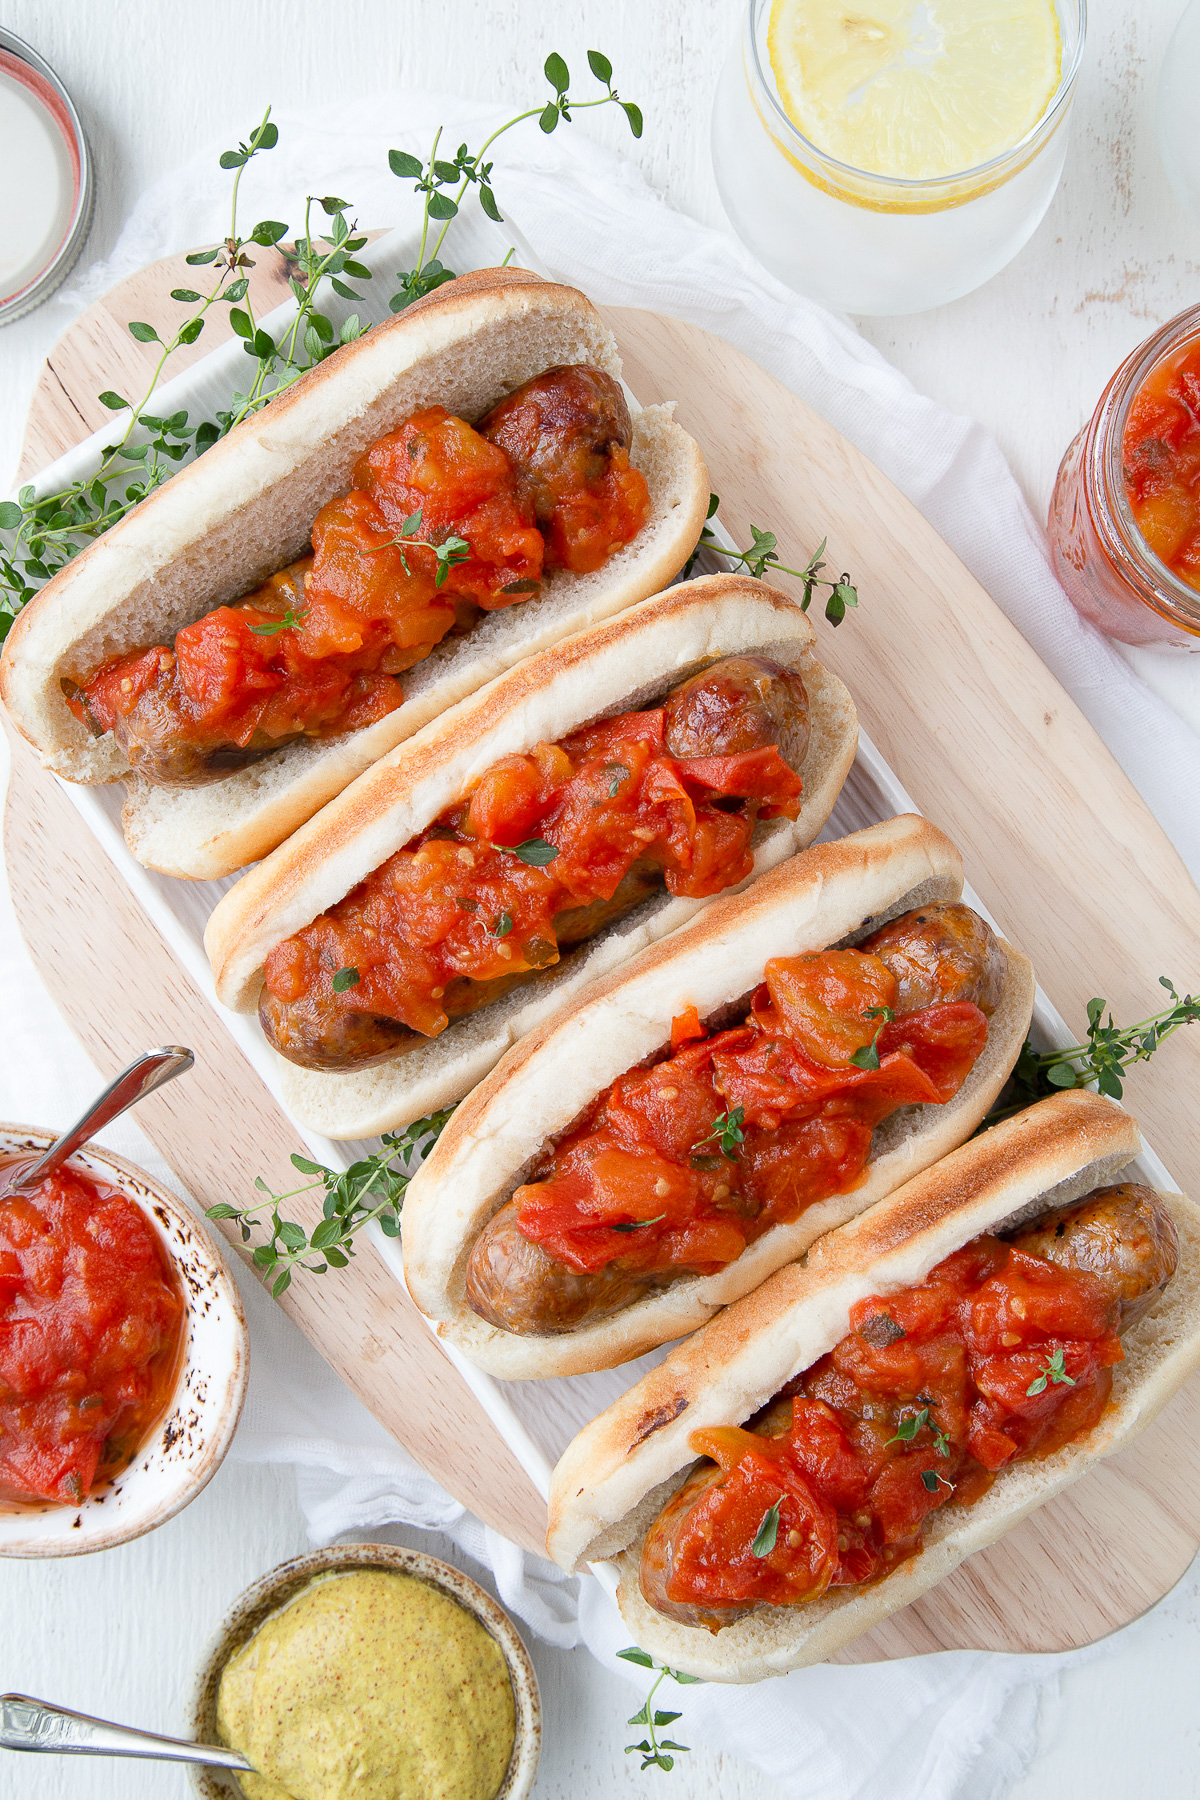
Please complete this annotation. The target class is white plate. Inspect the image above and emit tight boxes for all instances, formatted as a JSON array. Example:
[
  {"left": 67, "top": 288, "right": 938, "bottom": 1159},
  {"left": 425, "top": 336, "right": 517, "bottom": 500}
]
[{"left": 11, "top": 212, "right": 1178, "bottom": 1524}]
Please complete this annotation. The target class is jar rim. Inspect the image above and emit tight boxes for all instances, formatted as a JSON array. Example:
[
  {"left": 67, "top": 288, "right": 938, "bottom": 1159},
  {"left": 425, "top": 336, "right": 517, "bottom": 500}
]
[{"left": 744, "top": 0, "right": 1087, "bottom": 194}]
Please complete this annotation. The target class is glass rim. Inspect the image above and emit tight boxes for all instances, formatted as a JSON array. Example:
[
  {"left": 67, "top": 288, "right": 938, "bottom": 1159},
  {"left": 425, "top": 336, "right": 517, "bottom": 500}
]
[
  {"left": 745, "top": 0, "right": 1088, "bottom": 194},
  {"left": 1097, "top": 302, "right": 1200, "bottom": 621}
]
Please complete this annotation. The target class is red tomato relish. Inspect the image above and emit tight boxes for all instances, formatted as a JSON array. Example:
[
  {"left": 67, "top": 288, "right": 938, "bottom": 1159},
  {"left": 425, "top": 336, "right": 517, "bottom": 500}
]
[
  {"left": 263, "top": 705, "right": 803, "bottom": 1040},
  {"left": 655, "top": 1235, "right": 1121, "bottom": 1620},
  {"left": 71, "top": 397, "right": 650, "bottom": 765},
  {"left": 0, "top": 1160, "right": 184, "bottom": 1507},
  {"left": 1122, "top": 338, "right": 1200, "bottom": 591},
  {"left": 514, "top": 949, "right": 988, "bottom": 1278}
]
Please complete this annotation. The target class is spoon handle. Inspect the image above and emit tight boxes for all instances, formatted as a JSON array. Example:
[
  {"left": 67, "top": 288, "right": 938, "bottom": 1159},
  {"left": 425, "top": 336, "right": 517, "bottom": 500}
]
[
  {"left": 10, "top": 1047, "right": 195, "bottom": 1192},
  {"left": 0, "top": 1693, "right": 252, "bottom": 1769}
]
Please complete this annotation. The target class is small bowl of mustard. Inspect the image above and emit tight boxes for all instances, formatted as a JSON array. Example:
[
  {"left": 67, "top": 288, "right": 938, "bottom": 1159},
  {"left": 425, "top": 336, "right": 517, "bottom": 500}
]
[{"left": 189, "top": 1542, "right": 541, "bottom": 1800}]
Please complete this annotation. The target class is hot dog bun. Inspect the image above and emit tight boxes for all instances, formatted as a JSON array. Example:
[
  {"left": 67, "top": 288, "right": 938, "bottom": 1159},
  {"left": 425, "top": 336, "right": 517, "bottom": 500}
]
[
  {"left": 0, "top": 269, "right": 709, "bottom": 880},
  {"left": 205, "top": 574, "right": 858, "bottom": 1138},
  {"left": 400, "top": 814, "right": 1035, "bottom": 1378},
  {"left": 545, "top": 1090, "right": 1200, "bottom": 1681}
]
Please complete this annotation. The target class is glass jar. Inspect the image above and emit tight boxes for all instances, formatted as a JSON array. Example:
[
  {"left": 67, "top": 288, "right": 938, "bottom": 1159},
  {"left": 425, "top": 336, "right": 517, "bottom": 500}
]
[
  {"left": 1048, "top": 306, "right": 1200, "bottom": 648},
  {"left": 709, "top": 0, "right": 1086, "bottom": 317}
]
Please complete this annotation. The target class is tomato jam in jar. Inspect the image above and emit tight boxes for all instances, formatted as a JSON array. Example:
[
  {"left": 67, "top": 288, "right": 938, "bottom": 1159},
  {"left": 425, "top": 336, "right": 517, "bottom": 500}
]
[
  {"left": 1049, "top": 304, "right": 1200, "bottom": 647},
  {"left": 0, "top": 1154, "right": 184, "bottom": 1507}
]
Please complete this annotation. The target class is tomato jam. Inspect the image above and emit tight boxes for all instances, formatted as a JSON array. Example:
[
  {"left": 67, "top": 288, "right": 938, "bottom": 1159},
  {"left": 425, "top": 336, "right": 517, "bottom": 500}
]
[
  {"left": 1049, "top": 305, "right": 1200, "bottom": 645},
  {"left": 67, "top": 370, "right": 652, "bottom": 782},
  {"left": 1122, "top": 339, "right": 1200, "bottom": 591},
  {"left": 643, "top": 1233, "right": 1122, "bottom": 1627},
  {"left": 261, "top": 702, "right": 804, "bottom": 1059},
  {"left": 512, "top": 946, "right": 988, "bottom": 1280},
  {"left": 0, "top": 1159, "right": 184, "bottom": 1507}
]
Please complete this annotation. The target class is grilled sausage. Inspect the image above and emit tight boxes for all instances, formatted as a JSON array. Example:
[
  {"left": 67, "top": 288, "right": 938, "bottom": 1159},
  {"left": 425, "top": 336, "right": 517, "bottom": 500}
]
[
  {"left": 862, "top": 902, "right": 1007, "bottom": 1016},
  {"left": 66, "top": 561, "right": 317, "bottom": 787},
  {"left": 639, "top": 1460, "right": 759, "bottom": 1631},
  {"left": 663, "top": 655, "right": 810, "bottom": 771},
  {"left": 258, "top": 658, "right": 809, "bottom": 1071},
  {"left": 477, "top": 365, "right": 634, "bottom": 529},
  {"left": 1006, "top": 1182, "right": 1178, "bottom": 1331},
  {"left": 465, "top": 1202, "right": 667, "bottom": 1334}
]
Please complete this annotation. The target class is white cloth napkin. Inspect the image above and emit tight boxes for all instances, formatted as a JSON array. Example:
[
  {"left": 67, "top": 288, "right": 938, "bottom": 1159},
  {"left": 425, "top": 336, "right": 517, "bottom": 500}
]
[{"left": 7, "top": 83, "right": 1200, "bottom": 1800}]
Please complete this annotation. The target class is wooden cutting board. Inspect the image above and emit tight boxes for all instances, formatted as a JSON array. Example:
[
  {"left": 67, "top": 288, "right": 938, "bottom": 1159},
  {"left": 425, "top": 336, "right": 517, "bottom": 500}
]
[{"left": 7, "top": 250, "right": 1200, "bottom": 1658}]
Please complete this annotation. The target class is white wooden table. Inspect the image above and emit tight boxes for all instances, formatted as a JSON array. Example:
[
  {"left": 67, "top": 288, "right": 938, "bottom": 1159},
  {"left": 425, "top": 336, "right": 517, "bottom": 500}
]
[{"left": 2, "top": 3, "right": 1199, "bottom": 1797}]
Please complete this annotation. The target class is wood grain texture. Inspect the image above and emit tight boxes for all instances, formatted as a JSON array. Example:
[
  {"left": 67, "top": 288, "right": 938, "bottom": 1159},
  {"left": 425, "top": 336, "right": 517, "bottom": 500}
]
[{"left": 9, "top": 250, "right": 1200, "bottom": 1666}]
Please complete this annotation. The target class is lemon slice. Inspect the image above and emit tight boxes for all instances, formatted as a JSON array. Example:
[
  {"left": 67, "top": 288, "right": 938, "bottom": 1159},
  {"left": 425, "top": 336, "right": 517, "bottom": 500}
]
[{"left": 767, "top": 0, "right": 1062, "bottom": 180}]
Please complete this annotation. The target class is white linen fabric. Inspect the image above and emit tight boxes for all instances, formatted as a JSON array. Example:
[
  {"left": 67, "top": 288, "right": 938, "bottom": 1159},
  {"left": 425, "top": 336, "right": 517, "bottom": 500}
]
[{"left": 6, "top": 83, "right": 1199, "bottom": 1800}]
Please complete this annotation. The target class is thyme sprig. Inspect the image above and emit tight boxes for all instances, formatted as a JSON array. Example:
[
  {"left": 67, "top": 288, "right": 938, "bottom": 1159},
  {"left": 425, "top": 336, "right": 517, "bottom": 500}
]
[
  {"left": 982, "top": 978, "right": 1200, "bottom": 1128},
  {"left": 687, "top": 494, "right": 860, "bottom": 626},
  {"left": 207, "top": 1107, "right": 453, "bottom": 1296},
  {"left": 691, "top": 1106, "right": 745, "bottom": 1162},
  {"left": 0, "top": 51, "right": 640, "bottom": 641},
  {"left": 617, "top": 1648, "right": 700, "bottom": 1774}
]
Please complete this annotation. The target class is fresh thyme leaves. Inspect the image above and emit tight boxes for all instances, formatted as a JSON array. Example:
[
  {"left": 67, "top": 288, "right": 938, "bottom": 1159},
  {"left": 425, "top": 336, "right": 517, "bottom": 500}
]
[
  {"left": 386, "top": 50, "right": 641, "bottom": 312},
  {"left": 849, "top": 1004, "right": 895, "bottom": 1072},
  {"left": 691, "top": 1106, "right": 745, "bottom": 1162},
  {"left": 981, "top": 978, "right": 1200, "bottom": 1130},
  {"left": 492, "top": 911, "right": 514, "bottom": 938},
  {"left": 432, "top": 535, "right": 471, "bottom": 587},
  {"left": 1, "top": 50, "right": 641, "bottom": 641},
  {"left": 206, "top": 1107, "right": 455, "bottom": 1297},
  {"left": 617, "top": 1648, "right": 699, "bottom": 1774},
  {"left": 921, "top": 1469, "right": 954, "bottom": 1494},
  {"left": 248, "top": 608, "right": 306, "bottom": 636},
  {"left": 686, "top": 494, "right": 860, "bottom": 627},
  {"left": 1026, "top": 1347, "right": 1075, "bottom": 1397},
  {"left": 498, "top": 837, "right": 559, "bottom": 866},
  {"left": 751, "top": 1498, "right": 782, "bottom": 1557},
  {"left": 331, "top": 966, "right": 360, "bottom": 992},
  {"left": 605, "top": 760, "right": 631, "bottom": 797},
  {"left": 612, "top": 1213, "right": 667, "bottom": 1233},
  {"left": 886, "top": 1402, "right": 950, "bottom": 1457}
]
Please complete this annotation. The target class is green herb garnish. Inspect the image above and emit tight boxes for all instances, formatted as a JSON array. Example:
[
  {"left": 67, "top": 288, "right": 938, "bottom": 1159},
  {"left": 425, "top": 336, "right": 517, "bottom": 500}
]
[
  {"left": 331, "top": 966, "right": 360, "bottom": 992},
  {"left": 751, "top": 1498, "right": 782, "bottom": 1557},
  {"left": 0, "top": 52, "right": 641, "bottom": 643},
  {"left": 685, "top": 494, "right": 859, "bottom": 627},
  {"left": 248, "top": 607, "right": 306, "bottom": 636},
  {"left": 691, "top": 1106, "right": 745, "bottom": 1162},
  {"left": 207, "top": 1108, "right": 455, "bottom": 1297},
  {"left": 605, "top": 761, "right": 631, "bottom": 797},
  {"left": 492, "top": 911, "right": 514, "bottom": 938},
  {"left": 848, "top": 1004, "right": 895, "bottom": 1072},
  {"left": 886, "top": 1401, "right": 950, "bottom": 1457},
  {"left": 612, "top": 1214, "right": 666, "bottom": 1233},
  {"left": 1026, "top": 1347, "right": 1075, "bottom": 1397},
  {"left": 617, "top": 1647, "right": 699, "bottom": 1775},
  {"left": 981, "top": 979, "right": 1200, "bottom": 1130},
  {"left": 498, "top": 837, "right": 559, "bottom": 866}
]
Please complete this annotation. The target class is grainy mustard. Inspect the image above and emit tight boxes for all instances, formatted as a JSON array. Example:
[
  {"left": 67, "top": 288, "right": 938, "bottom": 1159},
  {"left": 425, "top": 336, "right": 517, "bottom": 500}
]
[{"left": 216, "top": 1569, "right": 516, "bottom": 1800}]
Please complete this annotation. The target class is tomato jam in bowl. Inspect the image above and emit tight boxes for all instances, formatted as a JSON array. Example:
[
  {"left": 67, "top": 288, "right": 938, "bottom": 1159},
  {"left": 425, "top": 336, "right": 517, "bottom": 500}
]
[
  {"left": 1049, "top": 303, "right": 1200, "bottom": 646},
  {"left": 0, "top": 1126, "right": 247, "bottom": 1556}
]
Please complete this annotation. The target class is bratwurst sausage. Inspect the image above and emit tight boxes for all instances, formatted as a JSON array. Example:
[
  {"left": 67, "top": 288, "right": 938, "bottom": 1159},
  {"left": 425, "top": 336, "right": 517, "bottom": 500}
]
[
  {"left": 865, "top": 902, "right": 1007, "bottom": 1017},
  {"left": 257, "top": 655, "right": 811, "bottom": 1072},
  {"left": 1005, "top": 1182, "right": 1178, "bottom": 1331},
  {"left": 463, "top": 904, "right": 1008, "bottom": 1339},
  {"left": 639, "top": 1179, "right": 1177, "bottom": 1629}
]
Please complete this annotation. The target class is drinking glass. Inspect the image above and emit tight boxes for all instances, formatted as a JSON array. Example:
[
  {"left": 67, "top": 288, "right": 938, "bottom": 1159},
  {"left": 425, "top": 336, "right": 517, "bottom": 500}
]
[{"left": 710, "top": 0, "right": 1086, "bottom": 316}]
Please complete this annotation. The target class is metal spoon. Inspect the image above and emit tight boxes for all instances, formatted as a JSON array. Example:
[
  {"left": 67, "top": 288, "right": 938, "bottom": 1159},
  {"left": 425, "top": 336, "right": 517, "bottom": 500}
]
[
  {"left": 3, "top": 1046, "right": 195, "bottom": 1195},
  {"left": 0, "top": 1693, "right": 252, "bottom": 1771}
]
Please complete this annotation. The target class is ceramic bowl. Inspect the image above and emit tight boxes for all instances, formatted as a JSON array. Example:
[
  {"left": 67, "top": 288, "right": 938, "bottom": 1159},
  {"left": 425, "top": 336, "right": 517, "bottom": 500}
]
[
  {"left": 0, "top": 1124, "right": 248, "bottom": 1556},
  {"left": 188, "top": 1543, "right": 542, "bottom": 1800}
]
